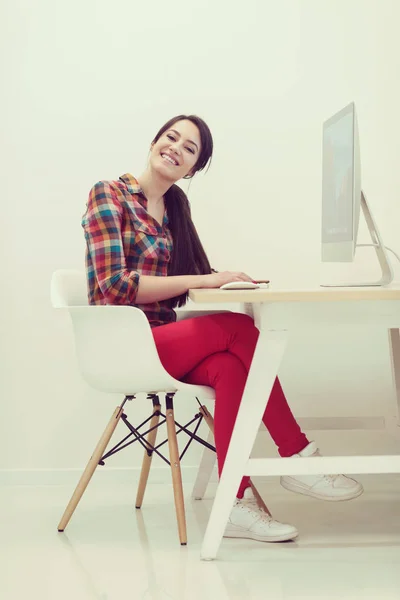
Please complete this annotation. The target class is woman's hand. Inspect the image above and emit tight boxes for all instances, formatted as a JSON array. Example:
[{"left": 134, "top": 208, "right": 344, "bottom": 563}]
[{"left": 200, "top": 271, "right": 254, "bottom": 289}]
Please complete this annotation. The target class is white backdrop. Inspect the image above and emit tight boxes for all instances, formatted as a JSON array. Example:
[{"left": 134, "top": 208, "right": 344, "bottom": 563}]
[{"left": 2, "top": 0, "right": 400, "bottom": 477}]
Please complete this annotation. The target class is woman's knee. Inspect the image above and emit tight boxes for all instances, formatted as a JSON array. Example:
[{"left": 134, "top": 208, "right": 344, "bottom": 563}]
[
  {"left": 218, "top": 311, "right": 259, "bottom": 346},
  {"left": 202, "top": 352, "right": 248, "bottom": 388}
]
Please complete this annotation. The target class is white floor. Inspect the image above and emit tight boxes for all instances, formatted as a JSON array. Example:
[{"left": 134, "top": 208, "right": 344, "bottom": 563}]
[{"left": 2, "top": 474, "right": 400, "bottom": 600}]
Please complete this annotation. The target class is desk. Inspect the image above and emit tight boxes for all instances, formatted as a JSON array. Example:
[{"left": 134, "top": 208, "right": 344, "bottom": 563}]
[{"left": 188, "top": 286, "right": 400, "bottom": 560}]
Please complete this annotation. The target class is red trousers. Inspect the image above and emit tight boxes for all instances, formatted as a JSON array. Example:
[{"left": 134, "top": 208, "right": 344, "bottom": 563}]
[{"left": 152, "top": 312, "right": 308, "bottom": 498}]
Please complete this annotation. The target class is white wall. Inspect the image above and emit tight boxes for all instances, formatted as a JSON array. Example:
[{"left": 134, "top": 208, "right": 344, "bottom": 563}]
[{"left": 2, "top": 0, "right": 400, "bottom": 475}]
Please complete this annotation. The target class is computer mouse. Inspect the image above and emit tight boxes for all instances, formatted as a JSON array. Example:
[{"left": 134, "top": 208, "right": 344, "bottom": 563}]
[{"left": 219, "top": 281, "right": 270, "bottom": 290}]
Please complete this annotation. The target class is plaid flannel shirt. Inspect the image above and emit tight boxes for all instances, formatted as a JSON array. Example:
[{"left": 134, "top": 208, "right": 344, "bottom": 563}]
[{"left": 82, "top": 173, "right": 176, "bottom": 328}]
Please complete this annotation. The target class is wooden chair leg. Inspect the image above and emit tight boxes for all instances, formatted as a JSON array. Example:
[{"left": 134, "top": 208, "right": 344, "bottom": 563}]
[
  {"left": 165, "top": 400, "right": 187, "bottom": 545},
  {"left": 57, "top": 405, "right": 123, "bottom": 532},
  {"left": 199, "top": 404, "right": 214, "bottom": 433},
  {"left": 198, "top": 403, "right": 272, "bottom": 516},
  {"left": 135, "top": 403, "right": 161, "bottom": 509}
]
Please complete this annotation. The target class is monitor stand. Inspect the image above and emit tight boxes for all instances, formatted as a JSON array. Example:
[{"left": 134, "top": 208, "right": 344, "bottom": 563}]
[{"left": 321, "top": 191, "right": 394, "bottom": 288}]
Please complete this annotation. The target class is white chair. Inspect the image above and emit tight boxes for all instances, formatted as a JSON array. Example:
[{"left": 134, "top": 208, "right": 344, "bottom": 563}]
[
  {"left": 51, "top": 269, "right": 217, "bottom": 545},
  {"left": 51, "top": 269, "right": 272, "bottom": 544}
]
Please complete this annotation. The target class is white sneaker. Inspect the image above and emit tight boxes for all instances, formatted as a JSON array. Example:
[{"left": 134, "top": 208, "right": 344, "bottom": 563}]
[
  {"left": 280, "top": 441, "right": 364, "bottom": 502},
  {"left": 224, "top": 488, "right": 298, "bottom": 543}
]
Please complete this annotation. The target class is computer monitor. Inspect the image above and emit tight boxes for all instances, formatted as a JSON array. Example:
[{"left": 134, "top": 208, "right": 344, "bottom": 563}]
[
  {"left": 321, "top": 102, "right": 361, "bottom": 263},
  {"left": 321, "top": 102, "right": 393, "bottom": 286}
]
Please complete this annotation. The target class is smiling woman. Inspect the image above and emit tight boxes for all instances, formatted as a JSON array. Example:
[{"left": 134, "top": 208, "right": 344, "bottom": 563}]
[
  {"left": 81, "top": 112, "right": 362, "bottom": 548},
  {"left": 139, "top": 116, "right": 216, "bottom": 306},
  {"left": 82, "top": 115, "right": 220, "bottom": 321},
  {"left": 149, "top": 115, "right": 213, "bottom": 180},
  {"left": 150, "top": 121, "right": 200, "bottom": 180},
  {"left": 158, "top": 128, "right": 198, "bottom": 167}
]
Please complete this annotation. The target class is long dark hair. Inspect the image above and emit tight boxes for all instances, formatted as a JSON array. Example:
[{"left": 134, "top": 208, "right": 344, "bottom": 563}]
[{"left": 151, "top": 115, "right": 214, "bottom": 307}]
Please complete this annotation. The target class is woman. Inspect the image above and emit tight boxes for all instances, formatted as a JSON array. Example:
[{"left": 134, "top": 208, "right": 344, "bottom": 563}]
[{"left": 82, "top": 114, "right": 363, "bottom": 543}]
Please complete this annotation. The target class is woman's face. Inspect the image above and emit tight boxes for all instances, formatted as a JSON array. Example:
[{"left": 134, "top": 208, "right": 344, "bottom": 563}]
[{"left": 150, "top": 119, "right": 201, "bottom": 182}]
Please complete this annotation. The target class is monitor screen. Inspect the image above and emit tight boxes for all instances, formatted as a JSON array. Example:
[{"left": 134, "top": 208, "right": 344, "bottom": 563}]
[{"left": 322, "top": 106, "right": 354, "bottom": 245}]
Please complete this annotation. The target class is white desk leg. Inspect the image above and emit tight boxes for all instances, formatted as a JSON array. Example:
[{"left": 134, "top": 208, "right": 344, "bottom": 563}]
[
  {"left": 192, "top": 429, "right": 217, "bottom": 500},
  {"left": 388, "top": 329, "right": 400, "bottom": 427},
  {"left": 200, "top": 328, "right": 288, "bottom": 560}
]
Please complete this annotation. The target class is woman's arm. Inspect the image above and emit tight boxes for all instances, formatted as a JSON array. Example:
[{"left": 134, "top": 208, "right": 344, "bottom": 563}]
[
  {"left": 83, "top": 181, "right": 142, "bottom": 304},
  {"left": 136, "top": 270, "right": 254, "bottom": 303},
  {"left": 83, "top": 181, "right": 253, "bottom": 305},
  {"left": 135, "top": 274, "right": 205, "bottom": 304}
]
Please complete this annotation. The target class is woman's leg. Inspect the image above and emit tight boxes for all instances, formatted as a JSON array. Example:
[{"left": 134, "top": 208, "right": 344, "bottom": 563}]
[
  {"left": 181, "top": 352, "right": 299, "bottom": 542},
  {"left": 153, "top": 312, "right": 362, "bottom": 505},
  {"left": 153, "top": 312, "right": 308, "bottom": 458},
  {"left": 261, "top": 378, "right": 309, "bottom": 457},
  {"left": 182, "top": 352, "right": 251, "bottom": 498}
]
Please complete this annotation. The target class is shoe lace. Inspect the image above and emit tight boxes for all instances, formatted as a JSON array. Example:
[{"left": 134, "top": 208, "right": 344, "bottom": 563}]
[
  {"left": 322, "top": 474, "right": 339, "bottom": 483},
  {"left": 242, "top": 497, "right": 273, "bottom": 522}
]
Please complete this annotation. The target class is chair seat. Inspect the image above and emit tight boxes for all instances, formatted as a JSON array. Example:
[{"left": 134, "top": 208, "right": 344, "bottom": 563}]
[
  {"left": 76, "top": 362, "right": 216, "bottom": 398},
  {"left": 170, "top": 382, "right": 215, "bottom": 400}
]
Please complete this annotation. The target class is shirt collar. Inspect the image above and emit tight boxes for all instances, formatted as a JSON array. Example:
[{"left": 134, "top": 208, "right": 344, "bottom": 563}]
[
  {"left": 119, "top": 173, "right": 143, "bottom": 195},
  {"left": 119, "top": 173, "right": 169, "bottom": 227}
]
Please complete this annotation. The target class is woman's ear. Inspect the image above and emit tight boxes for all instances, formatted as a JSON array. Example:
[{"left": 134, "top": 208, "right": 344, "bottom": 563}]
[{"left": 183, "top": 169, "right": 195, "bottom": 180}]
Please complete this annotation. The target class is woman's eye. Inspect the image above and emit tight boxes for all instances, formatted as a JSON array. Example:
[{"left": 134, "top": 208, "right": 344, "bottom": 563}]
[
  {"left": 167, "top": 134, "right": 175, "bottom": 141},
  {"left": 186, "top": 147, "right": 195, "bottom": 154}
]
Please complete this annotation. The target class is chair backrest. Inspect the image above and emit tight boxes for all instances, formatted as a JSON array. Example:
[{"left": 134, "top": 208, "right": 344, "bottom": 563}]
[{"left": 51, "top": 269, "right": 179, "bottom": 395}]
